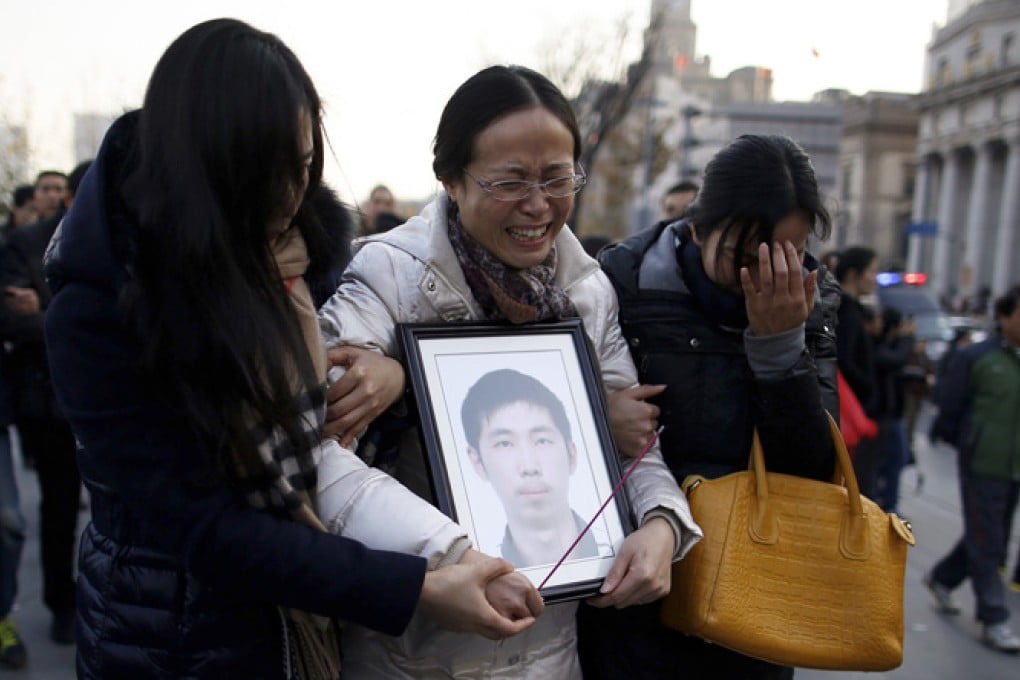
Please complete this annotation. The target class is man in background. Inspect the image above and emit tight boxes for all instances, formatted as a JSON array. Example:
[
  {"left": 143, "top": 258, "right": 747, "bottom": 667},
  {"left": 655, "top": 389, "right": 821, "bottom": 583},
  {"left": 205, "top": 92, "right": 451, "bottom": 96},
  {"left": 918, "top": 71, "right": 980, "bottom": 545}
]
[
  {"left": 660, "top": 180, "right": 699, "bottom": 222},
  {"left": 926, "top": 286, "right": 1020, "bottom": 654},
  {"left": 27, "top": 171, "right": 67, "bottom": 223},
  {"left": 359, "top": 184, "right": 402, "bottom": 235},
  {"left": 2, "top": 186, "right": 39, "bottom": 238},
  {"left": 0, "top": 161, "right": 89, "bottom": 645}
]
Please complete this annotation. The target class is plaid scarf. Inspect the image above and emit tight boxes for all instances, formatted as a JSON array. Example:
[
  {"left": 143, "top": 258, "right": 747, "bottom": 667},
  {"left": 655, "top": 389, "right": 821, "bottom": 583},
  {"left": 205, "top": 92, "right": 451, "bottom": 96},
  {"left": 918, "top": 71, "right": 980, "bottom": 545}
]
[
  {"left": 233, "top": 228, "right": 340, "bottom": 680},
  {"left": 234, "top": 228, "right": 326, "bottom": 518},
  {"left": 446, "top": 204, "right": 578, "bottom": 324}
]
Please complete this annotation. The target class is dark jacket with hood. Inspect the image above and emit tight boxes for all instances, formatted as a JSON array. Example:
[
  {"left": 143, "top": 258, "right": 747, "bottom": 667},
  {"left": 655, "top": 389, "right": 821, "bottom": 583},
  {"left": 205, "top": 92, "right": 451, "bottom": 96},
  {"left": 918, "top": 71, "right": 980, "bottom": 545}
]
[
  {"left": 578, "top": 219, "right": 839, "bottom": 680},
  {"left": 43, "top": 111, "right": 425, "bottom": 679}
]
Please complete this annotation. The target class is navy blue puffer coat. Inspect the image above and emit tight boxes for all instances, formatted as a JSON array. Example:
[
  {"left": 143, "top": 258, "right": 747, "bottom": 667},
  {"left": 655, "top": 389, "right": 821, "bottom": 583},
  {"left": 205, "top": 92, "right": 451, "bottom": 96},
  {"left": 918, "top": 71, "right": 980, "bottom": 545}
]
[{"left": 44, "top": 112, "right": 427, "bottom": 678}]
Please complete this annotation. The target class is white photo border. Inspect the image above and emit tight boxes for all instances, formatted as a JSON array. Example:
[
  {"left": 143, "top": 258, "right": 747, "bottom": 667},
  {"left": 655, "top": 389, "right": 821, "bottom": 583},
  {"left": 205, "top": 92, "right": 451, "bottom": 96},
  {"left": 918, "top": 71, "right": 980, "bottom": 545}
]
[{"left": 399, "top": 320, "right": 634, "bottom": 603}]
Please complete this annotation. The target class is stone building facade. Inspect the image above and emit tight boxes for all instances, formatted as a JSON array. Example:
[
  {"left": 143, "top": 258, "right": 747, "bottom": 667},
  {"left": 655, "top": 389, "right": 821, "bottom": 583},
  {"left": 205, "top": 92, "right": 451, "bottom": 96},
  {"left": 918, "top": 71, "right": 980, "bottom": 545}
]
[{"left": 908, "top": 0, "right": 1020, "bottom": 300}]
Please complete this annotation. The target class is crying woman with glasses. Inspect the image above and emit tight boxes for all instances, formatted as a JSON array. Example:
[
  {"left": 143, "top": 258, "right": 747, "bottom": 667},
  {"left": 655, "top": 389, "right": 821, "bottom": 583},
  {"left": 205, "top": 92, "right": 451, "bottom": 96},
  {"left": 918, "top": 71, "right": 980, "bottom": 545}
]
[{"left": 314, "top": 65, "right": 702, "bottom": 679}]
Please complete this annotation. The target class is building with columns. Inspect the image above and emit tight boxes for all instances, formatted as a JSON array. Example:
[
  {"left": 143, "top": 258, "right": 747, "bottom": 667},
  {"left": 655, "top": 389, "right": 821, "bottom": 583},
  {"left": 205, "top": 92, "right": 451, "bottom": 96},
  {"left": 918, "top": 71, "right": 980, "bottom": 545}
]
[{"left": 909, "top": 0, "right": 1020, "bottom": 301}]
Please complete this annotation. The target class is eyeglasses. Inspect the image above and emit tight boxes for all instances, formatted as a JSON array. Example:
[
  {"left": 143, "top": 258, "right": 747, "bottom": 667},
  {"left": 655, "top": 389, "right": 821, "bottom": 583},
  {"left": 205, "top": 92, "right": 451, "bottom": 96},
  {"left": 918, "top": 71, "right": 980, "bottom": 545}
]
[{"left": 463, "top": 168, "right": 587, "bottom": 202}]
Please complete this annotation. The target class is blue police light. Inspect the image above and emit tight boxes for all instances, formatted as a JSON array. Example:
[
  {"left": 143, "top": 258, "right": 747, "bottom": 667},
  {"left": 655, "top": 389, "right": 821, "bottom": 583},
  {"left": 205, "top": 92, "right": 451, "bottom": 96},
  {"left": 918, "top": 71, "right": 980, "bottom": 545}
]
[{"left": 877, "top": 272, "right": 902, "bottom": 287}]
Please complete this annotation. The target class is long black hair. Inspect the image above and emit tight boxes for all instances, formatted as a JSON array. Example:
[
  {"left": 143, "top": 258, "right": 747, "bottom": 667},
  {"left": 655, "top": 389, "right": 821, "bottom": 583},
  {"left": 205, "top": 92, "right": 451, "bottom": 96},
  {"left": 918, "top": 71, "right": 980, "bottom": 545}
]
[
  {"left": 121, "top": 18, "right": 336, "bottom": 477},
  {"left": 686, "top": 134, "right": 831, "bottom": 276}
]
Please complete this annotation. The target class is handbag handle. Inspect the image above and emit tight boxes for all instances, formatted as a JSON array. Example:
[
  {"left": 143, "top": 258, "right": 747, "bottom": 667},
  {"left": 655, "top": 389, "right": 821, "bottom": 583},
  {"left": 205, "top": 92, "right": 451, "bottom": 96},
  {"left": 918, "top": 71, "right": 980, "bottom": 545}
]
[{"left": 747, "top": 412, "right": 871, "bottom": 559}]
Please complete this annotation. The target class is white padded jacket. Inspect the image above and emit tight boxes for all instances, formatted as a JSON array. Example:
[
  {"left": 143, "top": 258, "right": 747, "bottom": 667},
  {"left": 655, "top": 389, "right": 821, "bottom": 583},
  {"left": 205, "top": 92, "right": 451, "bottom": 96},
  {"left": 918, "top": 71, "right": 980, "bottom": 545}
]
[{"left": 315, "top": 194, "right": 700, "bottom": 679}]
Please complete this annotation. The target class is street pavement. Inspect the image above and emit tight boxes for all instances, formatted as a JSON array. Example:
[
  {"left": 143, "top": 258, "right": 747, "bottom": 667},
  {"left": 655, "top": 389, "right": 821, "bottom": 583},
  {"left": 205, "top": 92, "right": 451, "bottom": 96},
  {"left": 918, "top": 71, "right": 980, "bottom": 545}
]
[{"left": 3, "top": 402, "right": 1019, "bottom": 678}]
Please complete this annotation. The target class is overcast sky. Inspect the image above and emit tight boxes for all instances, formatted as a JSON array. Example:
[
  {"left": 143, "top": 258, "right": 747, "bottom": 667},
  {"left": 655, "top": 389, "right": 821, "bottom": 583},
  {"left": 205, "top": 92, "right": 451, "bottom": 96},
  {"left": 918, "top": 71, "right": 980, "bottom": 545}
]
[{"left": 1, "top": 0, "right": 949, "bottom": 206}]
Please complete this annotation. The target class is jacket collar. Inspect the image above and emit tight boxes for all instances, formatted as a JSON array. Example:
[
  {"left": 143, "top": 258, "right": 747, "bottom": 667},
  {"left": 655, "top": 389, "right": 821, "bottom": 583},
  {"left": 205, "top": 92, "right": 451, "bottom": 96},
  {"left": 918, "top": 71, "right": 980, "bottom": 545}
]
[
  {"left": 354, "top": 191, "right": 598, "bottom": 320},
  {"left": 422, "top": 191, "right": 597, "bottom": 288}
]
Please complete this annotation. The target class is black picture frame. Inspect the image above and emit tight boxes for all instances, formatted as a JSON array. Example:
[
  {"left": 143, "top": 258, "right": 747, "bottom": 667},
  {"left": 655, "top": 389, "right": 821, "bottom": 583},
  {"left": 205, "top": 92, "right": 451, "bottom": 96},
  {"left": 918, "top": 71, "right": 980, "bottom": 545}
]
[{"left": 399, "top": 319, "right": 635, "bottom": 603}]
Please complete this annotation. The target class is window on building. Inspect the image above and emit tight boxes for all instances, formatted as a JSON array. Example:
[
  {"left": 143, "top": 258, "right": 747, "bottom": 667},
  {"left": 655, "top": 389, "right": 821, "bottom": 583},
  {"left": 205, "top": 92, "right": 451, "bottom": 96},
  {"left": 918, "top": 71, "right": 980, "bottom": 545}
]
[
  {"left": 965, "top": 28, "right": 982, "bottom": 78},
  {"left": 1003, "top": 33, "right": 1015, "bottom": 67},
  {"left": 966, "top": 44, "right": 981, "bottom": 78},
  {"left": 902, "top": 163, "right": 915, "bottom": 198},
  {"left": 937, "top": 57, "right": 951, "bottom": 87}
]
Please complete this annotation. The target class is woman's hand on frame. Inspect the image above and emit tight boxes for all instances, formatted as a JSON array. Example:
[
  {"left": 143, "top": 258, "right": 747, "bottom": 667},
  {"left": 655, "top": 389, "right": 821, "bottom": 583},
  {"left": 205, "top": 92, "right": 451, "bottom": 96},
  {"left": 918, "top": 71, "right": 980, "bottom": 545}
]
[{"left": 585, "top": 515, "right": 674, "bottom": 609}]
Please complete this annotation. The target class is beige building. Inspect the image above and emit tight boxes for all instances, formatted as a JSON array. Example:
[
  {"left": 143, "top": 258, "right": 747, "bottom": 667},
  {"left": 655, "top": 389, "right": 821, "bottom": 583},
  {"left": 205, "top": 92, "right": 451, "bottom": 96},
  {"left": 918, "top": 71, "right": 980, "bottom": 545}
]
[
  {"left": 837, "top": 92, "right": 920, "bottom": 261},
  {"left": 579, "top": 0, "right": 842, "bottom": 238}
]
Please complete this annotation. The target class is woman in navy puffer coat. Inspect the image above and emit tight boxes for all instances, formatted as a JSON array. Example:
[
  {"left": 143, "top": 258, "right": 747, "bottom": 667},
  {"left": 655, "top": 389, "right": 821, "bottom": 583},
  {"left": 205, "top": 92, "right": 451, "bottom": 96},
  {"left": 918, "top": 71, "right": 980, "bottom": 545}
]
[{"left": 44, "top": 19, "right": 526, "bottom": 679}]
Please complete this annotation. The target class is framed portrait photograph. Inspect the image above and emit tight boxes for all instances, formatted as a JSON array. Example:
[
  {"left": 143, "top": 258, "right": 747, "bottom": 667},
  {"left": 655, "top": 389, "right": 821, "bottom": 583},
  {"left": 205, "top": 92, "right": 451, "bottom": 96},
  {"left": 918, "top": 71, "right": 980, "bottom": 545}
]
[{"left": 399, "top": 319, "right": 634, "bottom": 603}]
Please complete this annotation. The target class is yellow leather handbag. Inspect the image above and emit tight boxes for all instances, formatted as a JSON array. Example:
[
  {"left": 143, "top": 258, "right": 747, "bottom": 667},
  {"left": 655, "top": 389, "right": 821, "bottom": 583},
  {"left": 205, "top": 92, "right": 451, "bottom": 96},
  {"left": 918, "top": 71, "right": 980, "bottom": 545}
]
[{"left": 661, "top": 414, "right": 915, "bottom": 671}]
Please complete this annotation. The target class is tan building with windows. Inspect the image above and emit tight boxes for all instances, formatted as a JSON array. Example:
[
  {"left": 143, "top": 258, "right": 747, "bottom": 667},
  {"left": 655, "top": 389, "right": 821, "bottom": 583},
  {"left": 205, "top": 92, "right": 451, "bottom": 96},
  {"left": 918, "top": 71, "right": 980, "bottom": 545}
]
[{"left": 837, "top": 92, "right": 920, "bottom": 262}]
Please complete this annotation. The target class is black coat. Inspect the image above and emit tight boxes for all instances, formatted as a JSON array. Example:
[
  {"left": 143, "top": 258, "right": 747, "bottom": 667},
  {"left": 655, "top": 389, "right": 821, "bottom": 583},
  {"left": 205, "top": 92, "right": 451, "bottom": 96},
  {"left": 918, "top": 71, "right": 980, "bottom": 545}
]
[
  {"left": 44, "top": 112, "right": 424, "bottom": 678},
  {"left": 836, "top": 293, "right": 878, "bottom": 417},
  {"left": 0, "top": 212, "right": 65, "bottom": 424},
  {"left": 578, "top": 220, "right": 839, "bottom": 680}
]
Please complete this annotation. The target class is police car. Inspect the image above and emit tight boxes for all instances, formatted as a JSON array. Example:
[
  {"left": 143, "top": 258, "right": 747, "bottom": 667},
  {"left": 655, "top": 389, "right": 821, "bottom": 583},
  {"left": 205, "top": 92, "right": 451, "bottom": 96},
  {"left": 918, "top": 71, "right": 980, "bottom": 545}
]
[{"left": 872, "top": 272, "right": 955, "bottom": 362}]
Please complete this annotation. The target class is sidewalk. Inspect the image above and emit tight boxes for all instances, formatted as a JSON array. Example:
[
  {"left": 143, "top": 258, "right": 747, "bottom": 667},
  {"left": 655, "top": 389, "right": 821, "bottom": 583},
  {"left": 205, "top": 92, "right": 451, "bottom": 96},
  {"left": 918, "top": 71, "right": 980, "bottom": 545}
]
[{"left": 3, "top": 404, "right": 1019, "bottom": 678}]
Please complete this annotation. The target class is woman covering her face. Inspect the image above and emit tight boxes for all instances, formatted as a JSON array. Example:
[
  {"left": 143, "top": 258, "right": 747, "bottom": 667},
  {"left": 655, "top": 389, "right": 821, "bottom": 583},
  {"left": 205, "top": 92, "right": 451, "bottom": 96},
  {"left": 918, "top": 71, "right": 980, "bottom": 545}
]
[
  {"left": 582, "top": 134, "right": 841, "bottom": 679},
  {"left": 44, "top": 19, "right": 528, "bottom": 679},
  {"left": 315, "top": 65, "right": 701, "bottom": 679}
]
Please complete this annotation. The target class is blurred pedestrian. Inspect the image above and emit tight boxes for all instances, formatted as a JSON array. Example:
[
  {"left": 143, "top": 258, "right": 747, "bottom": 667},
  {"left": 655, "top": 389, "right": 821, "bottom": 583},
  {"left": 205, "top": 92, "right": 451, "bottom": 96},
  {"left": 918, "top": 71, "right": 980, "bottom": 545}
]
[
  {"left": 359, "top": 183, "right": 401, "bottom": 235},
  {"left": 1009, "top": 525, "right": 1020, "bottom": 594},
  {"left": 835, "top": 246, "right": 881, "bottom": 500},
  {"left": 925, "top": 285, "right": 1020, "bottom": 654},
  {"left": 931, "top": 327, "right": 973, "bottom": 404},
  {"left": 0, "top": 161, "right": 90, "bottom": 645},
  {"left": 900, "top": 337, "right": 933, "bottom": 446},
  {"left": 900, "top": 335, "right": 935, "bottom": 492},
  {"left": 0, "top": 350, "right": 26, "bottom": 668},
  {"left": 26, "top": 171, "right": 67, "bottom": 223},
  {"left": 1, "top": 185, "right": 38, "bottom": 239},
  {"left": 0, "top": 183, "right": 40, "bottom": 669},
  {"left": 819, "top": 249, "right": 839, "bottom": 274},
  {"left": 871, "top": 307, "right": 915, "bottom": 515},
  {"left": 660, "top": 180, "right": 699, "bottom": 222},
  {"left": 580, "top": 234, "right": 612, "bottom": 258}
]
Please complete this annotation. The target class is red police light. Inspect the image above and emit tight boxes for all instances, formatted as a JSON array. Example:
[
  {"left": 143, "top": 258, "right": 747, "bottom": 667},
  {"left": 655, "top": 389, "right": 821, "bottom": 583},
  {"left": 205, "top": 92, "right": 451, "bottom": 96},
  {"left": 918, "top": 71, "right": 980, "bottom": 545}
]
[{"left": 903, "top": 273, "right": 928, "bottom": 285}]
